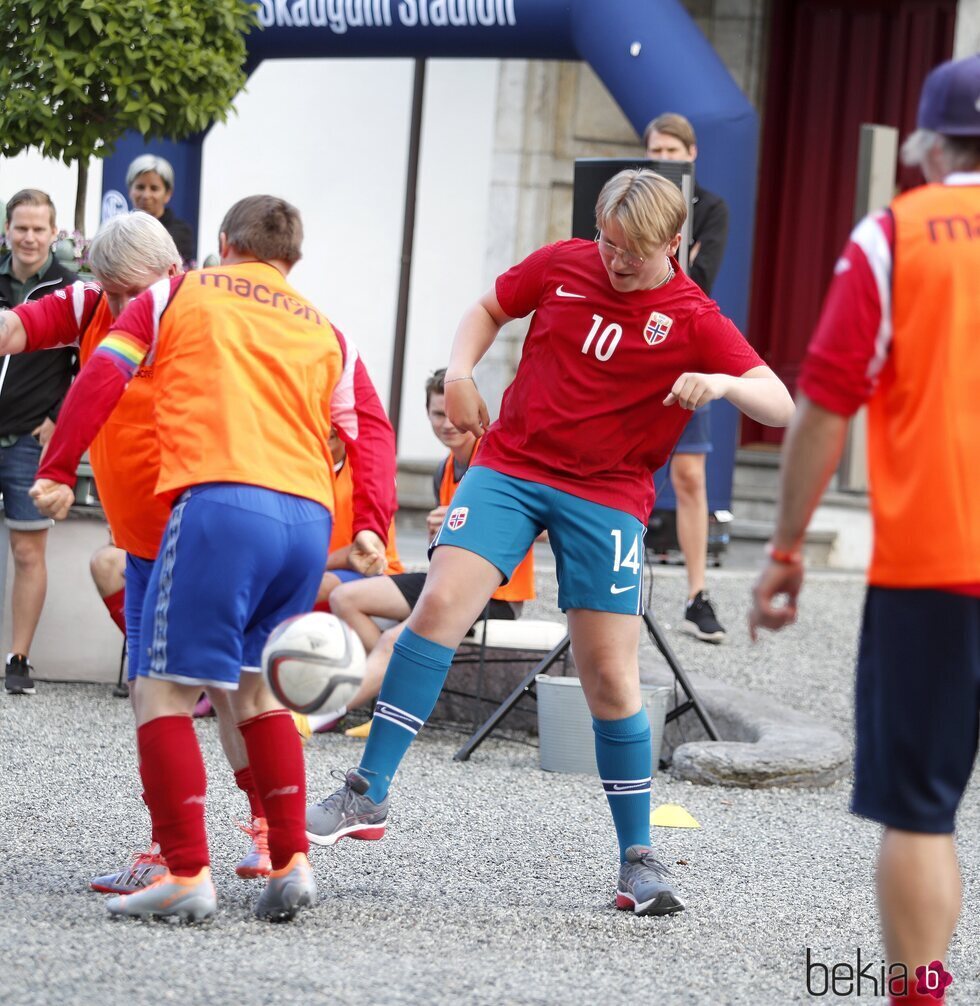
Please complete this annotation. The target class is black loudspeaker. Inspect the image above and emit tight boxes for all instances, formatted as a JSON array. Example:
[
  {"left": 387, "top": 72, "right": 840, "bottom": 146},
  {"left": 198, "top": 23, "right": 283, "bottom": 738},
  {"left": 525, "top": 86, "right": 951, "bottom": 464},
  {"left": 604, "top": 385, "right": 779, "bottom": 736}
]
[
  {"left": 571, "top": 158, "right": 694, "bottom": 267},
  {"left": 646, "top": 508, "right": 731, "bottom": 568}
]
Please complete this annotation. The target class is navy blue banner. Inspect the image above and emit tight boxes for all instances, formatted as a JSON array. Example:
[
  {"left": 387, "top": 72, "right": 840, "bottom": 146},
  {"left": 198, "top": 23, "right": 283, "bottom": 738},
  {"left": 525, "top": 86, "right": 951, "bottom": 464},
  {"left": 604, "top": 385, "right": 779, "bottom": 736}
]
[{"left": 249, "top": 0, "right": 575, "bottom": 59}]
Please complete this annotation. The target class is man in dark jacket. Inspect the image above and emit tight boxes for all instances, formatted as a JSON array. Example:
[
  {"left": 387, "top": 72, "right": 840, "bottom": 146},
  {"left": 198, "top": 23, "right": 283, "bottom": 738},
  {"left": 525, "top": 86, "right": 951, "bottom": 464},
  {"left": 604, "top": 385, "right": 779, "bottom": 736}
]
[
  {"left": 644, "top": 113, "right": 731, "bottom": 644},
  {"left": 0, "top": 189, "right": 77, "bottom": 694}
]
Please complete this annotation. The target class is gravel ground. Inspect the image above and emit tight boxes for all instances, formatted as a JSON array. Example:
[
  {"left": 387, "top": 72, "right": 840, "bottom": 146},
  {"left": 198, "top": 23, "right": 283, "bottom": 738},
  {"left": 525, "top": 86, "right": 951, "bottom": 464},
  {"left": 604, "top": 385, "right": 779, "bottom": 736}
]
[{"left": 4, "top": 567, "right": 980, "bottom": 1006}]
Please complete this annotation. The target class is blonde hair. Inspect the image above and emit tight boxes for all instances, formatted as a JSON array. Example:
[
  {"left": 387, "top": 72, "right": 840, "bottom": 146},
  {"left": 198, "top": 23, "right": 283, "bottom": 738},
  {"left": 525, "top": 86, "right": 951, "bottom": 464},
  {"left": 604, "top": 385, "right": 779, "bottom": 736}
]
[
  {"left": 219, "top": 195, "right": 303, "bottom": 266},
  {"left": 642, "top": 113, "right": 697, "bottom": 152},
  {"left": 595, "top": 169, "right": 687, "bottom": 255},
  {"left": 88, "top": 212, "right": 181, "bottom": 287}
]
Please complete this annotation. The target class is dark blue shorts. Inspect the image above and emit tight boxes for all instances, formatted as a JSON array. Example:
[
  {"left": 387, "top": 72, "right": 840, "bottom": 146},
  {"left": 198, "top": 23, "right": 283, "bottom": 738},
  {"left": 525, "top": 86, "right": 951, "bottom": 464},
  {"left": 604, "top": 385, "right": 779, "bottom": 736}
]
[
  {"left": 0, "top": 434, "right": 52, "bottom": 529},
  {"left": 852, "top": 586, "right": 980, "bottom": 834},
  {"left": 674, "top": 404, "right": 712, "bottom": 455},
  {"left": 135, "top": 483, "right": 331, "bottom": 690}
]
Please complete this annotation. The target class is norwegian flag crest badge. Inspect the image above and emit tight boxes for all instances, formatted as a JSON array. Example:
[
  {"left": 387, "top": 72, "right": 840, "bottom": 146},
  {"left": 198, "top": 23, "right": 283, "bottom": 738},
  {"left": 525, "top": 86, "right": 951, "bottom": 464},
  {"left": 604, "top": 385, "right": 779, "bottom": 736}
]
[
  {"left": 447, "top": 506, "right": 469, "bottom": 531},
  {"left": 644, "top": 311, "right": 673, "bottom": 345}
]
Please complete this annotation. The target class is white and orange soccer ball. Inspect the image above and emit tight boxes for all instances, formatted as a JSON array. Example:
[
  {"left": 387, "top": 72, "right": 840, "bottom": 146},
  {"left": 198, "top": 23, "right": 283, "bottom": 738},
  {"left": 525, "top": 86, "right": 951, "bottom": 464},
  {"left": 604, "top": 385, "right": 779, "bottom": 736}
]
[{"left": 261, "top": 611, "right": 366, "bottom": 715}]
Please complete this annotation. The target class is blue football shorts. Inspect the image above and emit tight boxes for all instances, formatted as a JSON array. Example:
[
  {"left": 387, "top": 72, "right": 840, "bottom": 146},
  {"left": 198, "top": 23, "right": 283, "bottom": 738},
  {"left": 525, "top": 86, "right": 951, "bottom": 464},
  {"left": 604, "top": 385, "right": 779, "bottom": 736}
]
[
  {"left": 430, "top": 465, "right": 646, "bottom": 615},
  {"left": 330, "top": 568, "right": 364, "bottom": 585},
  {"left": 135, "top": 483, "right": 331, "bottom": 689},
  {"left": 124, "top": 553, "right": 154, "bottom": 682}
]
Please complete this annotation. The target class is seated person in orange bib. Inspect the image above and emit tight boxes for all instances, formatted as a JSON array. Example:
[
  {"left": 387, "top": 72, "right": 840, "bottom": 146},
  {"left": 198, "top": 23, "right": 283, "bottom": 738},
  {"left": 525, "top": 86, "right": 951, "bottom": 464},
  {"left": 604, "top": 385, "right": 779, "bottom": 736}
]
[
  {"left": 89, "top": 536, "right": 127, "bottom": 635},
  {"left": 306, "top": 367, "right": 534, "bottom": 738},
  {"left": 0, "top": 211, "right": 315, "bottom": 894},
  {"left": 30, "top": 196, "right": 397, "bottom": 923},
  {"left": 307, "top": 170, "right": 793, "bottom": 916},
  {"left": 312, "top": 426, "right": 403, "bottom": 611}
]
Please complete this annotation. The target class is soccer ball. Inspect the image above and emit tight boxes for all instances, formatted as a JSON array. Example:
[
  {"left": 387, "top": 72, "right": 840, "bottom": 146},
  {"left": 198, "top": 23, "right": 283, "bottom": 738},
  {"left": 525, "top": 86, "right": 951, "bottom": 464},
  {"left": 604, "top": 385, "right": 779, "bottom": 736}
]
[{"left": 262, "top": 611, "right": 366, "bottom": 715}]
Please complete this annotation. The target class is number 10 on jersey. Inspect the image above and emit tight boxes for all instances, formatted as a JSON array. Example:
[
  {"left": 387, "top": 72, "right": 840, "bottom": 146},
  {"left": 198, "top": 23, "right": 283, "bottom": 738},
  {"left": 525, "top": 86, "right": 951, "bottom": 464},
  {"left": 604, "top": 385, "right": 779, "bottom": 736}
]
[{"left": 582, "top": 313, "right": 623, "bottom": 362}]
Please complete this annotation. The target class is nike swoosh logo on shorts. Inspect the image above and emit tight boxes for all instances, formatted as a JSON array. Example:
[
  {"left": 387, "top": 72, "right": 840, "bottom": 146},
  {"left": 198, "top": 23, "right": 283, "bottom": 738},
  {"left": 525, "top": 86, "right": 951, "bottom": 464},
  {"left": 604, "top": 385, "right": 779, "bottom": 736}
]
[
  {"left": 610, "top": 585, "right": 637, "bottom": 594},
  {"left": 556, "top": 285, "right": 586, "bottom": 298}
]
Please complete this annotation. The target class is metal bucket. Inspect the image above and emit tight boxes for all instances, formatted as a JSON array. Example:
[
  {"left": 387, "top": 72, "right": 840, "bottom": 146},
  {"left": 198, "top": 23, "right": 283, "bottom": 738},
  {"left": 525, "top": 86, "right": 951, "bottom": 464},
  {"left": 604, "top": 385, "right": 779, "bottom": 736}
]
[{"left": 536, "top": 675, "right": 670, "bottom": 775}]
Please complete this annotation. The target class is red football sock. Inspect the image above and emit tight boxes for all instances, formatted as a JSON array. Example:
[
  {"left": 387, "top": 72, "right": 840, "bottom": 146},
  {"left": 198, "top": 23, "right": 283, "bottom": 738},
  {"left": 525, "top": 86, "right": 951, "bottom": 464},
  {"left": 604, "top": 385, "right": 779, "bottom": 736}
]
[
  {"left": 238, "top": 709, "right": 308, "bottom": 869},
  {"left": 140, "top": 790, "right": 160, "bottom": 848},
  {"left": 312, "top": 598, "right": 331, "bottom": 613},
  {"left": 137, "top": 716, "right": 209, "bottom": 877},
  {"left": 234, "top": 766, "right": 265, "bottom": 820},
  {"left": 102, "top": 588, "right": 127, "bottom": 635}
]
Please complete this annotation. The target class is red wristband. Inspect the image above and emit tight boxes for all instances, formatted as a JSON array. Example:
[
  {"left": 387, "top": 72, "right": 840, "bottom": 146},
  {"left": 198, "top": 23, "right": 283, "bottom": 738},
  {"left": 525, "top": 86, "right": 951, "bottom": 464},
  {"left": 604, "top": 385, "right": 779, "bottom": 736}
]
[{"left": 766, "top": 543, "right": 803, "bottom": 564}]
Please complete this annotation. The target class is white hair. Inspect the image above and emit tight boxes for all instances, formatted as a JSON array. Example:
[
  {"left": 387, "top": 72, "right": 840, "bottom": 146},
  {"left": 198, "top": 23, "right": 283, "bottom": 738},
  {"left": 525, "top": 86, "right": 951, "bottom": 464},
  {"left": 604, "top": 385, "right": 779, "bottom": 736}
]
[
  {"left": 901, "top": 128, "right": 980, "bottom": 172},
  {"left": 88, "top": 212, "right": 181, "bottom": 287},
  {"left": 125, "top": 154, "right": 176, "bottom": 191}
]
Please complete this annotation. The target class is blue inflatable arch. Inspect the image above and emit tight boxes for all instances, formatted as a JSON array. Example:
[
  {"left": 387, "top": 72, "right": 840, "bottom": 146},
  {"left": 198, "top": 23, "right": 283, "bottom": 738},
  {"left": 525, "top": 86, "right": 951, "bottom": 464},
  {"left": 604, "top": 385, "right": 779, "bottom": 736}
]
[{"left": 101, "top": 0, "right": 757, "bottom": 507}]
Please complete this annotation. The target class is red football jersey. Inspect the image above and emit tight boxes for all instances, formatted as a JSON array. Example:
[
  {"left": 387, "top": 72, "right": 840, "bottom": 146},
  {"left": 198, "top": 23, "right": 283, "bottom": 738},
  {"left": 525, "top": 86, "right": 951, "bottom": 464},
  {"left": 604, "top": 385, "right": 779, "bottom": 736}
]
[{"left": 478, "top": 239, "right": 763, "bottom": 521}]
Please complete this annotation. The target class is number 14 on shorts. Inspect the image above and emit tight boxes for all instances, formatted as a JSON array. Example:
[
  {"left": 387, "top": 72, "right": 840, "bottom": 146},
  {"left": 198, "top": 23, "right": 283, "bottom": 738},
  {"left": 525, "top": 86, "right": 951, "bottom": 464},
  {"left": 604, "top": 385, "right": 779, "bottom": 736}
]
[{"left": 611, "top": 530, "right": 640, "bottom": 573}]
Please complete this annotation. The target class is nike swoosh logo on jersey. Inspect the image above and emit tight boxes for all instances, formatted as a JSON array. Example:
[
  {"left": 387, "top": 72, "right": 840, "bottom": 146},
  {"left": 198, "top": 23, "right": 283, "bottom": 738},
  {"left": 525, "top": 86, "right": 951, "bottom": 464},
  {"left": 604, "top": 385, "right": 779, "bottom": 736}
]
[
  {"left": 609, "top": 584, "right": 637, "bottom": 594},
  {"left": 556, "top": 285, "right": 586, "bottom": 298}
]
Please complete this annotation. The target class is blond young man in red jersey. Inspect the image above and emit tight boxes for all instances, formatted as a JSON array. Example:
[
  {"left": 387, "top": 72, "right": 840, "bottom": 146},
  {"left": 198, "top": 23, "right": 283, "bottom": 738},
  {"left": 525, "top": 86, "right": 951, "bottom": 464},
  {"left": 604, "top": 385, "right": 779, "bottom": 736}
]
[
  {"left": 750, "top": 55, "right": 980, "bottom": 1006},
  {"left": 309, "top": 171, "right": 792, "bottom": 914},
  {"left": 31, "top": 196, "right": 397, "bottom": 923}
]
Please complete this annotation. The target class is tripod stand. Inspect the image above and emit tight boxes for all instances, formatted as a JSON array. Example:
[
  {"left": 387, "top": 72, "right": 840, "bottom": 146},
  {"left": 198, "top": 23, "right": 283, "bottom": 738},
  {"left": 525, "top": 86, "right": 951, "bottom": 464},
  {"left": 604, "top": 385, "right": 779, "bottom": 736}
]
[{"left": 453, "top": 608, "right": 719, "bottom": 762}]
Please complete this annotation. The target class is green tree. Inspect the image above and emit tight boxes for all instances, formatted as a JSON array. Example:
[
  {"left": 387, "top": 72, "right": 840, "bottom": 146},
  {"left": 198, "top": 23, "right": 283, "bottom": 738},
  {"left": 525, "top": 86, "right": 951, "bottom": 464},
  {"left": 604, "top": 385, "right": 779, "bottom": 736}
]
[{"left": 0, "top": 0, "right": 257, "bottom": 231}]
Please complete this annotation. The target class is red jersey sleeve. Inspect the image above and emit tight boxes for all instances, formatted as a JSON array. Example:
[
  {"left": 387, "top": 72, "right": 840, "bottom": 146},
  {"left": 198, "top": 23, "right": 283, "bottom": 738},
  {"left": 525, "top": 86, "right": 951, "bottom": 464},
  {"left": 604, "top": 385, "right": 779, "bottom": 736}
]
[
  {"left": 102, "top": 276, "right": 183, "bottom": 374},
  {"left": 692, "top": 304, "right": 764, "bottom": 376},
  {"left": 329, "top": 328, "right": 398, "bottom": 543},
  {"left": 798, "top": 211, "right": 893, "bottom": 417},
  {"left": 34, "top": 356, "right": 130, "bottom": 487},
  {"left": 35, "top": 278, "right": 179, "bottom": 487},
  {"left": 12, "top": 281, "right": 102, "bottom": 351},
  {"left": 494, "top": 243, "right": 561, "bottom": 318}
]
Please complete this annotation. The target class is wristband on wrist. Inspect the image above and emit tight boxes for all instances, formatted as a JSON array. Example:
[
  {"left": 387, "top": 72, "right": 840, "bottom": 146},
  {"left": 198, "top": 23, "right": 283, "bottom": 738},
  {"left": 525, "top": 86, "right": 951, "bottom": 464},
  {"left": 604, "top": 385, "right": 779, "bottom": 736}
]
[
  {"left": 766, "top": 543, "right": 803, "bottom": 564},
  {"left": 443, "top": 375, "right": 474, "bottom": 384}
]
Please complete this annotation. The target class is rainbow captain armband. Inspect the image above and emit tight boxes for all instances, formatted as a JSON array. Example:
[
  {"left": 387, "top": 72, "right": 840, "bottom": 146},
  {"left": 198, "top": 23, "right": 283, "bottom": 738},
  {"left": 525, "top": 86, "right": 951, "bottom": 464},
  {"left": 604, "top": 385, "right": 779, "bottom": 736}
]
[{"left": 96, "top": 332, "right": 147, "bottom": 379}]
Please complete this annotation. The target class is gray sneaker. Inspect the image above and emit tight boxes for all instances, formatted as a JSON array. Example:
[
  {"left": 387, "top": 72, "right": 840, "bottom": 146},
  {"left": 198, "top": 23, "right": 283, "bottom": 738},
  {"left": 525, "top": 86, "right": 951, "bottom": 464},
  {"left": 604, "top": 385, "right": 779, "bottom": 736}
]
[
  {"left": 306, "top": 769, "right": 388, "bottom": 847},
  {"left": 615, "top": 846, "right": 685, "bottom": 916},
  {"left": 254, "top": 852, "right": 316, "bottom": 922}
]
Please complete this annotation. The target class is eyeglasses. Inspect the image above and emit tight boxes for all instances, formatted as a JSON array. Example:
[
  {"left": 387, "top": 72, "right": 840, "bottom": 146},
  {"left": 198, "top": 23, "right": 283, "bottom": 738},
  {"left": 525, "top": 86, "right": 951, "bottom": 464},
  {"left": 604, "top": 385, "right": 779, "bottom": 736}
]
[{"left": 595, "top": 232, "right": 646, "bottom": 269}]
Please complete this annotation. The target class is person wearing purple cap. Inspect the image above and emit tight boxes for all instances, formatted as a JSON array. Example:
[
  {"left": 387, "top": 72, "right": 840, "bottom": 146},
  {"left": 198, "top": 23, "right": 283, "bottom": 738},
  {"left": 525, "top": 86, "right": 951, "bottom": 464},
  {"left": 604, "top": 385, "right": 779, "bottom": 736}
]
[{"left": 750, "top": 53, "right": 979, "bottom": 1006}]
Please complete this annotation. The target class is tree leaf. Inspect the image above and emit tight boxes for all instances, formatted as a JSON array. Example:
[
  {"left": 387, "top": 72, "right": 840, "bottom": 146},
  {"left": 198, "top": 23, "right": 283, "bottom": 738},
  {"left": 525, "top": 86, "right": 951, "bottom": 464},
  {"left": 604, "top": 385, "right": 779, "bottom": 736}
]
[{"left": 0, "top": 0, "right": 257, "bottom": 226}]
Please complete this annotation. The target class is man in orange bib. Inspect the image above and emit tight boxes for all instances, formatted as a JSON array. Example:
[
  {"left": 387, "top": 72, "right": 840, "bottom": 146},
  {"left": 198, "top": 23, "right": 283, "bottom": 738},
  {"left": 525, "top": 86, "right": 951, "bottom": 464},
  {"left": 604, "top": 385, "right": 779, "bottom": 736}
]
[
  {"left": 750, "top": 55, "right": 980, "bottom": 1006},
  {"left": 31, "top": 196, "right": 397, "bottom": 924}
]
